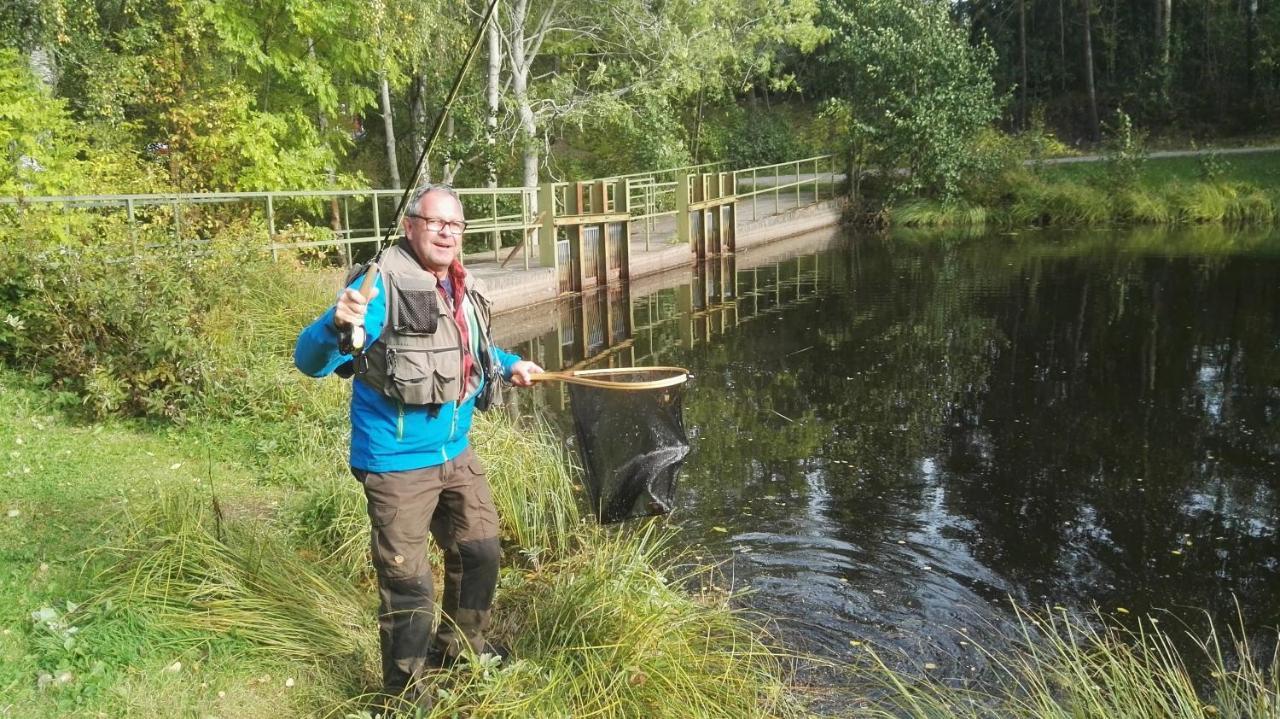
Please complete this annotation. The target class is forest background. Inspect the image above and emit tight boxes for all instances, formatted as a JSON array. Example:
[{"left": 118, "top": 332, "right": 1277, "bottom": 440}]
[{"left": 4, "top": 0, "right": 1278, "bottom": 204}]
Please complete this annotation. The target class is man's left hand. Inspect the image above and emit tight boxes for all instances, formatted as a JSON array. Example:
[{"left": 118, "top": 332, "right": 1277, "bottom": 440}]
[{"left": 509, "top": 360, "right": 543, "bottom": 387}]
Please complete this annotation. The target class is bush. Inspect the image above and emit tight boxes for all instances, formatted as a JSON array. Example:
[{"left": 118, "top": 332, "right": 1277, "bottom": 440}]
[
  {"left": 1098, "top": 109, "right": 1149, "bottom": 193},
  {"left": 821, "top": 0, "right": 1003, "bottom": 200},
  {"left": 0, "top": 219, "right": 270, "bottom": 419}
]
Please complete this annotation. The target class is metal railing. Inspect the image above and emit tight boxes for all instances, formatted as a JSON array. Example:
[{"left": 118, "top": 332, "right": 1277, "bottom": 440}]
[
  {"left": 1, "top": 154, "right": 842, "bottom": 282},
  {"left": 732, "top": 154, "right": 839, "bottom": 223}
]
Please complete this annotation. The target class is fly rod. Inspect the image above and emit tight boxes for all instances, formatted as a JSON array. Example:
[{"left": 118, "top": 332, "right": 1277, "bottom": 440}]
[{"left": 342, "top": 0, "right": 501, "bottom": 353}]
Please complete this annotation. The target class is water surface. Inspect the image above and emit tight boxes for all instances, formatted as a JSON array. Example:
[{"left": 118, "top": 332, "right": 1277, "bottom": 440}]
[{"left": 497, "top": 225, "right": 1280, "bottom": 672}]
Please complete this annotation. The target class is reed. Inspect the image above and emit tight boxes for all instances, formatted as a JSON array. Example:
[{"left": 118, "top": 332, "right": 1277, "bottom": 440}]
[{"left": 853, "top": 605, "right": 1280, "bottom": 719}]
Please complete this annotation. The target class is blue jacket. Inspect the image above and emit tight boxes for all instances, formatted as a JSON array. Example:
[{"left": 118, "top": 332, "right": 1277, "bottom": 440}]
[{"left": 294, "top": 272, "right": 521, "bottom": 472}]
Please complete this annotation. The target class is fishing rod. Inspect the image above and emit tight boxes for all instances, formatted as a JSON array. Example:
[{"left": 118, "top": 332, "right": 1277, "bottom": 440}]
[{"left": 342, "top": 0, "right": 501, "bottom": 354}]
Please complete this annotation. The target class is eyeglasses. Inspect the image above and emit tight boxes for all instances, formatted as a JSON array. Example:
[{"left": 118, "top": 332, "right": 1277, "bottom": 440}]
[{"left": 406, "top": 213, "right": 468, "bottom": 235}]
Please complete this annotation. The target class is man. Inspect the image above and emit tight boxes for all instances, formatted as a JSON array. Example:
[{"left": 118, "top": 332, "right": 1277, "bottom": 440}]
[{"left": 294, "top": 183, "right": 542, "bottom": 709}]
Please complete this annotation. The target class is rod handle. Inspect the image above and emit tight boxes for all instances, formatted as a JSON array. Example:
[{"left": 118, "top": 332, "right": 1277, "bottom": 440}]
[{"left": 342, "top": 261, "right": 380, "bottom": 353}]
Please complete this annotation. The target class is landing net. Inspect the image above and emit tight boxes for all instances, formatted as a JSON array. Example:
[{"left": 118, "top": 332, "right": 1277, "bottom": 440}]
[{"left": 550, "top": 367, "right": 691, "bottom": 524}]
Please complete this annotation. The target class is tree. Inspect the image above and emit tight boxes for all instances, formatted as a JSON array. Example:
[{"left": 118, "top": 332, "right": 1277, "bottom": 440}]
[{"left": 819, "top": 0, "right": 1003, "bottom": 199}]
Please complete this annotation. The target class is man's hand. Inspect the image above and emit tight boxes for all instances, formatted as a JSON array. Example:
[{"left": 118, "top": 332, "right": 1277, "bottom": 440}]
[
  {"left": 333, "top": 286, "right": 379, "bottom": 331},
  {"left": 508, "top": 360, "right": 543, "bottom": 387}
]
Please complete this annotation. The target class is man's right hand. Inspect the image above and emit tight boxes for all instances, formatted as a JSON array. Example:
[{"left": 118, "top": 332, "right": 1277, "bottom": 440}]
[{"left": 334, "top": 286, "right": 379, "bottom": 330}]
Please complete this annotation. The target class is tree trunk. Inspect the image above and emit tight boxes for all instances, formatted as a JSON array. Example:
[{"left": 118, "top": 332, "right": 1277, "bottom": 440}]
[
  {"left": 380, "top": 74, "right": 401, "bottom": 189},
  {"left": 28, "top": 46, "right": 56, "bottom": 89},
  {"left": 1154, "top": 0, "right": 1171, "bottom": 100},
  {"left": 1082, "top": 0, "right": 1100, "bottom": 141},
  {"left": 410, "top": 72, "right": 428, "bottom": 159},
  {"left": 486, "top": 11, "right": 501, "bottom": 249},
  {"left": 1246, "top": 0, "right": 1258, "bottom": 110},
  {"left": 309, "top": 42, "right": 343, "bottom": 232},
  {"left": 1019, "top": 0, "right": 1029, "bottom": 130},
  {"left": 1059, "top": 0, "right": 1068, "bottom": 92},
  {"left": 509, "top": 0, "right": 539, "bottom": 188},
  {"left": 486, "top": 7, "right": 501, "bottom": 189}
]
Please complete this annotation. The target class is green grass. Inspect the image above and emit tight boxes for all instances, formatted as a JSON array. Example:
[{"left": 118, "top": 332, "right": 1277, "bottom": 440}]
[
  {"left": 1039, "top": 149, "right": 1280, "bottom": 189},
  {"left": 853, "top": 605, "right": 1279, "bottom": 718},
  {"left": 893, "top": 149, "right": 1280, "bottom": 229}
]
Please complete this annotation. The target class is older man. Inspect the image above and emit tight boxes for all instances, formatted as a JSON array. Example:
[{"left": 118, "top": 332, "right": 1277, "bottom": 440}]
[{"left": 294, "top": 183, "right": 541, "bottom": 709}]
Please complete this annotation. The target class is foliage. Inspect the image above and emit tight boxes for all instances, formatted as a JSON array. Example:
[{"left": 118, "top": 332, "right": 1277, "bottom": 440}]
[
  {"left": 1099, "top": 109, "right": 1149, "bottom": 193},
  {"left": 820, "top": 0, "right": 1004, "bottom": 200},
  {"left": 0, "top": 217, "right": 273, "bottom": 419},
  {"left": 0, "top": 49, "right": 155, "bottom": 195}
]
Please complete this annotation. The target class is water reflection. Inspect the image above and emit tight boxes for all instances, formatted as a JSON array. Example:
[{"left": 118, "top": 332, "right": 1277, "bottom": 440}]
[{"left": 496, "top": 226, "right": 1280, "bottom": 668}]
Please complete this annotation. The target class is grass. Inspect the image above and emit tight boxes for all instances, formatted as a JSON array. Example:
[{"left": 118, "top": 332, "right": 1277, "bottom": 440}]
[
  {"left": 893, "top": 149, "right": 1280, "bottom": 229},
  {"left": 0, "top": 358, "right": 804, "bottom": 718},
  {"left": 1040, "top": 149, "right": 1280, "bottom": 189},
  {"left": 853, "top": 604, "right": 1280, "bottom": 718}
]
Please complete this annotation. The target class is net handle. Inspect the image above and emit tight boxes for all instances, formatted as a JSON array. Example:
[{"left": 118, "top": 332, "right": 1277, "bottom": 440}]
[{"left": 529, "top": 366, "right": 689, "bottom": 391}]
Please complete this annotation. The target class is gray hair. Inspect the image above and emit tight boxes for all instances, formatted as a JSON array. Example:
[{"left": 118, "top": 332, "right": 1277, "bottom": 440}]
[{"left": 407, "top": 182, "right": 461, "bottom": 216}]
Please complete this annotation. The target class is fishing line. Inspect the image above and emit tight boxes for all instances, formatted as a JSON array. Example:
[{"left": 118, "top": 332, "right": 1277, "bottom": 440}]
[{"left": 343, "top": 0, "right": 501, "bottom": 352}]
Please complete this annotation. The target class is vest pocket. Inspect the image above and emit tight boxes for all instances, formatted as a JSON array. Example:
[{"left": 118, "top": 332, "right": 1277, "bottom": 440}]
[
  {"left": 386, "top": 346, "right": 461, "bottom": 405},
  {"left": 388, "top": 278, "right": 440, "bottom": 335}
]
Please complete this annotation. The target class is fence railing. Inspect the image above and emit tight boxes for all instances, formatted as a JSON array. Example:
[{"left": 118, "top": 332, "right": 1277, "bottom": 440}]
[{"left": 2, "top": 154, "right": 841, "bottom": 294}]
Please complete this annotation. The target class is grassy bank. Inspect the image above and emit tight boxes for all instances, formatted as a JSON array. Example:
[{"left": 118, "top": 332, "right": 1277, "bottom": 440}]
[
  {"left": 892, "top": 149, "right": 1280, "bottom": 228},
  {"left": 0, "top": 371, "right": 802, "bottom": 718}
]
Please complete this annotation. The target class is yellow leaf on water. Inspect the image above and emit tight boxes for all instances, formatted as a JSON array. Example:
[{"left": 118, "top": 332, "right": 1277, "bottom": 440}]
[
  {"left": 1116, "top": 607, "right": 1130, "bottom": 614},
  {"left": 712, "top": 526, "right": 728, "bottom": 533}
]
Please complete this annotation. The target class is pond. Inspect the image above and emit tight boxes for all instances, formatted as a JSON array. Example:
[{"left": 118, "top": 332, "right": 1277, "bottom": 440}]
[{"left": 494, "top": 225, "right": 1280, "bottom": 676}]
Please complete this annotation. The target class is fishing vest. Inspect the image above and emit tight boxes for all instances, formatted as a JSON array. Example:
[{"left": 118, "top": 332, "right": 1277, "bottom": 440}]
[{"left": 349, "top": 242, "right": 502, "bottom": 411}]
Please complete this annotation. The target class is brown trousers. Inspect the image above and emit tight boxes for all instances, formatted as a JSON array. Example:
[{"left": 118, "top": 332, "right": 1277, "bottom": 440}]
[{"left": 354, "top": 447, "right": 502, "bottom": 693}]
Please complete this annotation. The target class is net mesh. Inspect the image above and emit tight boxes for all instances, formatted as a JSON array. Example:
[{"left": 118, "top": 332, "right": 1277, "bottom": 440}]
[
  {"left": 568, "top": 370, "right": 690, "bottom": 524},
  {"left": 394, "top": 288, "right": 438, "bottom": 334}
]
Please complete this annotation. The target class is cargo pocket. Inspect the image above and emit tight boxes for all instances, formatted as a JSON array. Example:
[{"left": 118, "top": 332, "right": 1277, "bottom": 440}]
[
  {"left": 462, "top": 459, "right": 500, "bottom": 540},
  {"left": 388, "top": 347, "right": 461, "bottom": 405}
]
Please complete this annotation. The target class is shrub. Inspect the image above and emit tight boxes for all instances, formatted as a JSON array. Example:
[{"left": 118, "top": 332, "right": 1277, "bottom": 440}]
[
  {"left": 1099, "top": 109, "right": 1149, "bottom": 194},
  {"left": 0, "top": 218, "right": 270, "bottom": 419}
]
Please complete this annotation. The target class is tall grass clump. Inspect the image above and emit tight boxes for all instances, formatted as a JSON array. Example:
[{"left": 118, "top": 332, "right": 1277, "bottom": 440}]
[
  {"left": 892, "top": 200, "right": 989, "bottom": 228},
  {"left": 1112, "top": 188, "right": 1173, "bottom": 224},
  {"left": 473, "top": 411, "right": 583, "bottom": 561},
  {"left": 854, "top": 604, "right": 1280, "bottom": 718},
  {"left": 424, "top": 524, "right": 803, "bottom": 719},
  {"left": 97, "top": 484, "right": 377, "bottom": 671},
  {"left": 1170, "top": 182, "right": 1233, "bottom": 223},
  {"left": 1009, "top": 181, "right": 1112, "bottom": 226}
]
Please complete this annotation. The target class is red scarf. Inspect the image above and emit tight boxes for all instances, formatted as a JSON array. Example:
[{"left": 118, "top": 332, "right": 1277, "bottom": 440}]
[{"left": 440, "top": 260, "right": 474, "bottom": 400}]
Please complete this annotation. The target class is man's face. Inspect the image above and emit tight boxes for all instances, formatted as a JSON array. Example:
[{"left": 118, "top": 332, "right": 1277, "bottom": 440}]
[{"left": 403, "top": 190, "right": 466, "bottom": 276}]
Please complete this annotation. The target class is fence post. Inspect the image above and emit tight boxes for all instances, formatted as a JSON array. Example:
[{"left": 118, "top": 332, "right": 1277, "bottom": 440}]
[
  {"left": 125, "top": 197, "right": 137, "bottom": 245},
  {"left": 795, "top": 160, "right": 801, "bottom": 208},
  {"left": 266, "top": 194, "right": 277, "bottom": 261},
  {"left": 615, "top": 177, "right": 630, "bottom": 279},
  {"left": 676, "top": 173, "right": 691, "bottom": 250},
  {"left": 491, "top": 190, "right": 500, "bottom": 262},
  {"left": 538, "top": 183, "right": 556, "bottom": 271}
]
